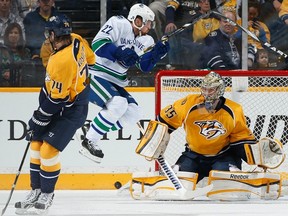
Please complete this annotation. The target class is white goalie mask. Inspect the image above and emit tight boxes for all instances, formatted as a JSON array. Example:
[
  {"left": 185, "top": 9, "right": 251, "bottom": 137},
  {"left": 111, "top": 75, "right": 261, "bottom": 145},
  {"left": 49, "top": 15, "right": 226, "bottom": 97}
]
[
  {"left": 128, "top": 3, "right": 155, "bottom": 33},
  {"left": 200, "top": 72, "right": 225, "bottom": 110}
]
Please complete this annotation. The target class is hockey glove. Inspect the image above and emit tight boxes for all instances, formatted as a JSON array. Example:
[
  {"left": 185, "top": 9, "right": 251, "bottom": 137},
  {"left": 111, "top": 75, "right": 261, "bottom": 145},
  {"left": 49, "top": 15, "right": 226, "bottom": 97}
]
[
  {"left": 114, "top": 46, "right": 139, "bottom": 67},
  {"left": 27, "top": 110, "right": 51, "bottom": 140},
  {"left": 150, "top": 40, "right": 170, "bottom": 63}
]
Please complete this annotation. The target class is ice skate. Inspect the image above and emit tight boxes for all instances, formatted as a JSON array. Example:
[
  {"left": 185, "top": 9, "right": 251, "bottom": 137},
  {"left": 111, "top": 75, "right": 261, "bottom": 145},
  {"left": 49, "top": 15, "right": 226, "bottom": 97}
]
[
  {"left": 15, "top": 189, "right": 41, "bottom": 215},
  {"left": 79, "top": 138, "right": 104, "bottom": 163},
  {"left": 34, "top": 192, "right": 54, "bottom": 215}
]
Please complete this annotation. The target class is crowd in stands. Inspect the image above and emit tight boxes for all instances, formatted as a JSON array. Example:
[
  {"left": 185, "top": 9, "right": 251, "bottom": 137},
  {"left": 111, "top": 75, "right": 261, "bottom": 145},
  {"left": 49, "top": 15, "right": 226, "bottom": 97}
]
[{"left": 1, "top": 0, "right": 288, "bottom": 87}]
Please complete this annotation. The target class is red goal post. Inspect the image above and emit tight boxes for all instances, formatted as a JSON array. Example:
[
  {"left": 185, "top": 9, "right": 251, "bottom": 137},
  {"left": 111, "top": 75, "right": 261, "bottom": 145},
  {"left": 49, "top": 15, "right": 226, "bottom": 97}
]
[{"left": 155, "top": 70, "right": 288, "bottom": 178}]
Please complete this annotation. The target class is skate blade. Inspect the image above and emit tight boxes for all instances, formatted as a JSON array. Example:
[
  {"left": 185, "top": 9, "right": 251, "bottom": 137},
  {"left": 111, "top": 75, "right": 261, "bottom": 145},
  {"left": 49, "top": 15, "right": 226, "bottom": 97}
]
[
  {"left": 79, "top": 147, "right": 102, "bottom": 163},
  {"left": 15, "top": 208, "right": 38, "bottom": 215}
]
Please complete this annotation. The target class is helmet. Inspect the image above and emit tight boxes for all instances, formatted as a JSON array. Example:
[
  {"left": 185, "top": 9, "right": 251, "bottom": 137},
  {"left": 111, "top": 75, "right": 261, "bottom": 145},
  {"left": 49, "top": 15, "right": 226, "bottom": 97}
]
[
  {"left": 200, "top": 71, "right": 225, "bottom": 103},
  {"left": 45, "top": 14, "right": 72, "bottom": 37},
  {"left": 128, "top": 3, "right": 155, "bottom": 27}
]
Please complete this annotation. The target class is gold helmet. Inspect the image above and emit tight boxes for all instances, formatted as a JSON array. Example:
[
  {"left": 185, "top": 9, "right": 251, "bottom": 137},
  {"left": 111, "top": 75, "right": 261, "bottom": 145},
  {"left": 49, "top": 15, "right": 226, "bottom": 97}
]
[{"left": 201, "top": 71, "right": 225, "bottom": 103}]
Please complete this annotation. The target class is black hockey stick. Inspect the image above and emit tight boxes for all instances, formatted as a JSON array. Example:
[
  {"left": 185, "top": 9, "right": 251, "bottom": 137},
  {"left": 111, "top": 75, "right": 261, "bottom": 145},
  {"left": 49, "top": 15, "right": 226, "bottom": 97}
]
[
  {"left": 1, "top": 140, "right": 31, "bottom": 216},
  {"left": 212, "top": 11, "right": 288, "bottom": 59},
  {"left": 138, "top": 0, "right": 228, "bottom": 56}
]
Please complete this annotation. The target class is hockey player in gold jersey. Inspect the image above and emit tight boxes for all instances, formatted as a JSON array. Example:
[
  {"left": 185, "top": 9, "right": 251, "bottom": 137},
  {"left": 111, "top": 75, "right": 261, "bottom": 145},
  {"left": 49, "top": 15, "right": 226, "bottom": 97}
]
[
  {"left": 157, "top": 71, "right": 257, "bottom": 181},
  {"left": 15, "top": 14, "right": 95, "bottom": 215}
]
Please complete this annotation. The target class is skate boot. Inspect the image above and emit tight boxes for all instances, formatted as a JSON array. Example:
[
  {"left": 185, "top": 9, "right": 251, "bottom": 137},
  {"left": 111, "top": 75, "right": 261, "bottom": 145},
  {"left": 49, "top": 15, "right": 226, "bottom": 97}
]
[
  {"left": 15, "top": 188, "right": 41, "bottom": 214},
  {"left": 79, "top": 138, "right": 104, "bottom": 163},
  {"left": 34, "top": 192, "right": 54, "bottom": 215}
]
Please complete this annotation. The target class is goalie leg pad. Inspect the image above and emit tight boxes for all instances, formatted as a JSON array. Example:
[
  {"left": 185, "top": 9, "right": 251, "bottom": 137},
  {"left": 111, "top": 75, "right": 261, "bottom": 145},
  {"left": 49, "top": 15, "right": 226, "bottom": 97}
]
[
  {"left": 207, "top": 170, "right": 281, "bottom": 200},
  {"left": 130, "top": 171, "right": 198, "bottom": 200},
  {"left": 135, "top": 120, "right": 170, "bottom": 160}
]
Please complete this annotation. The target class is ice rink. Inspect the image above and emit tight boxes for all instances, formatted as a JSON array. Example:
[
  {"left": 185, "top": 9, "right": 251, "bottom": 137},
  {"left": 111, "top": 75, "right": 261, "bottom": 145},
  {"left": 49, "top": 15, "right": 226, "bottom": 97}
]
[{"left": 1, "top": 190, "right": 288, "bottom": 216}]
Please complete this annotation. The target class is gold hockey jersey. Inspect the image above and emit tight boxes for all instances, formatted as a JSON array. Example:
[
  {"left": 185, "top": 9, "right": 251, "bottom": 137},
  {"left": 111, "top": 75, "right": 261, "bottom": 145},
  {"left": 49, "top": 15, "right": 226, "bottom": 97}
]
[
  {"left": 159, "top": 94, "right": 255, "bottom": 156},
  {"left": 45, "top": 34, "right": 95, "bottom": 104}
]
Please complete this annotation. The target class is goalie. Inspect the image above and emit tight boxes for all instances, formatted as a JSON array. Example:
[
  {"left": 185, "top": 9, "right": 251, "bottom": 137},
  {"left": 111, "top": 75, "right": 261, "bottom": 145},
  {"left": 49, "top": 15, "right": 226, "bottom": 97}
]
[{"left": 134, "top": 71, "right": 284, "bottom": 200}]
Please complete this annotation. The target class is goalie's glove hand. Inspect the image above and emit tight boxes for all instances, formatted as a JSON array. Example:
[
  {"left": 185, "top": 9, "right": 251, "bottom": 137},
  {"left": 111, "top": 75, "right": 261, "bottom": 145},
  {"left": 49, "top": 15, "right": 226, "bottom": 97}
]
[
  {"left": 151, "top": 40, "right": 170, "bottom": 62},
  {"left": 26, "top": 110, "right": 51, "bottom": 140},
  {"left": 114, "top": 46, "right": 139, "bottom": 67}
]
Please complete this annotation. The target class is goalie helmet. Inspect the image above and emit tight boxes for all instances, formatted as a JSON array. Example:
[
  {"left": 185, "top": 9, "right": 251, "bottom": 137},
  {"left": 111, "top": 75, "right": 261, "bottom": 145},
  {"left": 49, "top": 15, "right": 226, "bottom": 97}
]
[
  {"left": 45, "top": 14, "right": 72, "bottom": 37},
  {"left": 200, "top": 72, "right": 225, "bottom": 109},
  {"left": 128, "top": 3, "right": 155, "bottom": 30}
]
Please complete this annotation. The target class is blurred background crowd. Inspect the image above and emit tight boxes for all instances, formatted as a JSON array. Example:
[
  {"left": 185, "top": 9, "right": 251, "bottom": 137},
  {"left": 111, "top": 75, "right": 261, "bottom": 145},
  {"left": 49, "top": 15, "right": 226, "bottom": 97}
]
[{"left": 1, "top": 0, "right": 288, "bottom": 87}]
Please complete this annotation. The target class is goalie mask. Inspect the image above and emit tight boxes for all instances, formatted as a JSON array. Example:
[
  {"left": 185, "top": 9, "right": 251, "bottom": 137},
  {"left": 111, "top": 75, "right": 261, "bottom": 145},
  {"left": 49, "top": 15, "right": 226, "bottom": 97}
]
[
  {"left": 128, "top": 3, "right": 155, "bottom": 35},
  {"left": 200, "top": 72, "right": 225, "bottom": 111}
]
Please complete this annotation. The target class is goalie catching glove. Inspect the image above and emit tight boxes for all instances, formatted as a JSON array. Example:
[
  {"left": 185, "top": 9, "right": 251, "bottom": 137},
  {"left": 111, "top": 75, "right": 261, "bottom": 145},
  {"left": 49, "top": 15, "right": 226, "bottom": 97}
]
[{"left": 245, "top": 137, "right": 285, "bottom": 169}]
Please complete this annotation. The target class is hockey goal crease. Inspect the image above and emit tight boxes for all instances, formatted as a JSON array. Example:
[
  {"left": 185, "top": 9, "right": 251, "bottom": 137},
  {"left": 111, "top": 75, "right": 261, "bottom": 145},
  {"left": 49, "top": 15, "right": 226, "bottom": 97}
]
[{"left": 155, "top": 70, "right": 288, "bottom": 196}]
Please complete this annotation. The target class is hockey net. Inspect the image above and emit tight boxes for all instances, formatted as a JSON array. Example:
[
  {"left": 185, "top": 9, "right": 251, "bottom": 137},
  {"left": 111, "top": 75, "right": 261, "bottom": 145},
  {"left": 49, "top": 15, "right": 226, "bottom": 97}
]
[{"left": 155, "top": 70, "right": 288, "bottom": 185}]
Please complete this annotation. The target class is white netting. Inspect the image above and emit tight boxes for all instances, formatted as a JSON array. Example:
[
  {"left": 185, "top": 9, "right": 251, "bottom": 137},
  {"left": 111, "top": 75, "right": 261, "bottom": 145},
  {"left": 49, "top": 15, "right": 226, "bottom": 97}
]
[{"left": 155, "top": 71, "right": 288, "bottom": 177}]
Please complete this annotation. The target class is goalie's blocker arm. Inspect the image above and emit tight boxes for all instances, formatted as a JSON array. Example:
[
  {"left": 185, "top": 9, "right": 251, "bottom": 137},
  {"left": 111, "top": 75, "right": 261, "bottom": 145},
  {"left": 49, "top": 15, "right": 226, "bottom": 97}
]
[{"left": 135, "top": 120, "right": 170, "bottom": 160}]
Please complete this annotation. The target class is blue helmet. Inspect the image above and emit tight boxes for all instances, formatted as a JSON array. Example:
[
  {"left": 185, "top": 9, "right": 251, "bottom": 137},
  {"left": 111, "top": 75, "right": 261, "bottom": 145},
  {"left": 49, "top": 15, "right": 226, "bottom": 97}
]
[{"left": 45, "top": 14, "right": 72, "bottom": 37}]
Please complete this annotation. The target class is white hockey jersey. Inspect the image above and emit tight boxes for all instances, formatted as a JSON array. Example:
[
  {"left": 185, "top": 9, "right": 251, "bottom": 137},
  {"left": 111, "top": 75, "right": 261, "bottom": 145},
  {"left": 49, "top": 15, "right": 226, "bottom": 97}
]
[{"left": 89, "top": 15, "right": 154, "bottom": 87}]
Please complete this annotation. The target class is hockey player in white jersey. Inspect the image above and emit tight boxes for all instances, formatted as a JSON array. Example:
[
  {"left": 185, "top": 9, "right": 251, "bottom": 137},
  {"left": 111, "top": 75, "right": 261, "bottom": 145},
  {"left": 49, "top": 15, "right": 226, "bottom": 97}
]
[{"left": 79, "top": 3, "right": 170, "bottom": 163}]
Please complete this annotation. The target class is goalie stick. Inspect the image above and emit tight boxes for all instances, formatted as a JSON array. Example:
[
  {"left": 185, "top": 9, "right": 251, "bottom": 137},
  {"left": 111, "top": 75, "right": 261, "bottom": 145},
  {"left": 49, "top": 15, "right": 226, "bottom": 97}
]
[
  {"left": 212, "top": 11, "right": 288, "bottom": 59},
  {"left": 1, "top": 140, "right": 31, "bottom": 216},
  {"left": 137, "top": 0, "right": 228, "bottom": 56},
  {"left": 136, "top": 122, "right": 213, "bottom": 200}
]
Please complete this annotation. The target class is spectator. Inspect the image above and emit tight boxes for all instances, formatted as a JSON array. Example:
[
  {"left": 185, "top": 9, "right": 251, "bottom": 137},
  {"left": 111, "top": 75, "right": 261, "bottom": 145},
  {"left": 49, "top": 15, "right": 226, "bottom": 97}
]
[
  {"left": 253, "top": 48, "right": 269, "bottom": 68},
  {"left": 148, "top": 0, "right": 168, "bottom": 40},
  {"left": 181, "top": 0, "right": 220, "bottom": 69},
  {"left": 3, "top": 22, "right": 30, "bottom": 85},
  {"left": 191, "top": 0, "right": 220, "bottom": 43},
  {"left": 237, "top": 0, "right": 271, "bottom": 50},
  {"left": 200, "top": 11, "right": 242, "bottom": 70},
  {"left": 12, "top": 0, "right": 39, "bottom": 18},
  {"left": 4, "top": 22, "right": 30, "bottom": 62},
  {"left": 258, "top": 0, "right": 281, "bottom": 29},
  {"left": 23, "top": 0, "right": 60, "bottom": 60},
  {"left": 279, "top": 0, "right": 288, "bottom": 24},
  {"left": 0, "top": 0, "right": 24, "bottom": 44},
  {"left": 0, "top": 42, "right": 11, "bottom": 86},
  {"left": 164, "top": 0, "right": 199, "bottom": 69}
]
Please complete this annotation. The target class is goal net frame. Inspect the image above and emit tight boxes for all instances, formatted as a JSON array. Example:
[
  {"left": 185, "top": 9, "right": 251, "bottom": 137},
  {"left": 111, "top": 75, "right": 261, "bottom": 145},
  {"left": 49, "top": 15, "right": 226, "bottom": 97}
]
[{"left": 154, "top": 70, "right": 288, "bottom": 176}]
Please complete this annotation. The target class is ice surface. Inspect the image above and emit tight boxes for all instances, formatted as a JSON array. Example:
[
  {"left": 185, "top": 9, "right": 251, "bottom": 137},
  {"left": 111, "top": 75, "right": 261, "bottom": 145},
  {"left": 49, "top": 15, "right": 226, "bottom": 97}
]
[{"left": 1, "top": 190, "right": 288, "bottom": 216}]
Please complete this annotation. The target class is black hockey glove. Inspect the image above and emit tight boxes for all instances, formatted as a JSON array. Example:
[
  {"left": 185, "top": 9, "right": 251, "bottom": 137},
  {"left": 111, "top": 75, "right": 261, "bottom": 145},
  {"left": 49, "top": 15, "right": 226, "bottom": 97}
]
[
  {"left": 151, "top": 40, "right": 170, "bottom": 62},
  {"left": 114, "top": 46, "right": 139, "bottom": 67},
  {"left": 26, "top": 110, "right": 51, "bottom": 140}
]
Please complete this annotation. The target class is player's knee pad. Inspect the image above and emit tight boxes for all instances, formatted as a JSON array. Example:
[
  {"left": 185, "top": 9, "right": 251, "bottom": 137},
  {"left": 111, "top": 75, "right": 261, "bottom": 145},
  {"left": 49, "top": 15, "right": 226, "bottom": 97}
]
[
  {"left": 208, "top": 170, "right": 281, "bottom": 200},
  {"left": 40, "top": 141, "right": 61, "bottom": 172},
  {"left": 118, "top": 103, "right": 142, "bottom": 128},
  {"left": 131, "top": 171, "right": 198, "bottom": 200},
  {"left": 106, "top": 96, "right": 128, "bottom": 119}
]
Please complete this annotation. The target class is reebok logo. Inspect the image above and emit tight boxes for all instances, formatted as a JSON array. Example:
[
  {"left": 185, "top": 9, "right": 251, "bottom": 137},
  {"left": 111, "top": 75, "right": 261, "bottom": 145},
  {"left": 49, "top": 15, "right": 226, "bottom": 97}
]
[{"left": 230, "top": 174, "right": 249, "bottom": 180}]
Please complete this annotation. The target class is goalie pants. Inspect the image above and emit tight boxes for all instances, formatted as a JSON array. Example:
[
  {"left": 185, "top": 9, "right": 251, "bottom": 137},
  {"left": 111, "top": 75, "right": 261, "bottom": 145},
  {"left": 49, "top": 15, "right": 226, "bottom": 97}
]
[{"left": 176, "top": 146, "right": 243, "bottom": 182}]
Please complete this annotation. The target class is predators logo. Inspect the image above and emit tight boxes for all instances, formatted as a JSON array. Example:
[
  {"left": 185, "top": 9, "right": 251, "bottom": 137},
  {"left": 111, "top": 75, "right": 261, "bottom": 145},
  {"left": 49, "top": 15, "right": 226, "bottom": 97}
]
[{"left": 194, "top": 120, "right": 226, "bottom": 139}]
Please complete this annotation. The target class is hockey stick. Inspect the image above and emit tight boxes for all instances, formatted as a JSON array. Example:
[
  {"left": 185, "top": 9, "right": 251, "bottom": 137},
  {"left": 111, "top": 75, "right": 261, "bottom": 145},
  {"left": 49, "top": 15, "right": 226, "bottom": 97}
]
[
  {"left": 212, "top": 11, "right": 288, "bottom": 59},
  {"left": 138, "top": 0, "right": 227, "bottom": 56},
  {"left": 136, "top": 122, "right": 213, "bottom": 199},
  {"left": 1, "top": 140, "right": 31, "bottom": 216}
]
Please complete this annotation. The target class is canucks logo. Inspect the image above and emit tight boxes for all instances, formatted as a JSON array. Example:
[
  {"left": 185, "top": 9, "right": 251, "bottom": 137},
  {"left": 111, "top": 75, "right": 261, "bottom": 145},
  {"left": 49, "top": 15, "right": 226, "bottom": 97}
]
[{"left": 195, "top": 120, "right": 226, "bottom": 139}]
